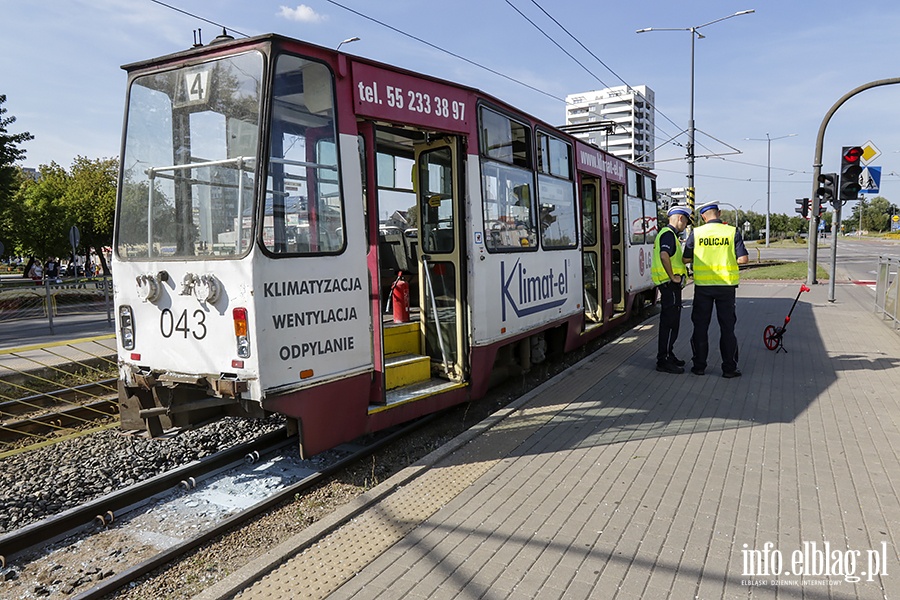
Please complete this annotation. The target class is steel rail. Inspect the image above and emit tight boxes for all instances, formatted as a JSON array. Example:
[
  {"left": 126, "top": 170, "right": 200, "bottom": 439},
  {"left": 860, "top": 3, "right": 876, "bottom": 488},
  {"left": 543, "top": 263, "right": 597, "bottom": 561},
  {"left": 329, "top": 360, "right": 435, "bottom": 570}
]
[
  {"left": 0, "top": 398, "right": 119, "bottom": 446},
  {"left": 0, "top": 427, "right": 290, "bottom": 562},
  {"left": 0, "top": 378, "right": 117, "bottom": 417},
  {"left": 70, "top": 414, "right": 441, "bottom": 600}
]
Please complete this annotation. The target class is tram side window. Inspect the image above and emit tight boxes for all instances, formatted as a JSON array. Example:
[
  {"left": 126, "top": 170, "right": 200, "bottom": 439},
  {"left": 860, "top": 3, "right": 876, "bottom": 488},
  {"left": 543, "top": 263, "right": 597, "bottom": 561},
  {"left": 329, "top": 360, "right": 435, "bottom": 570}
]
[
  {"left": 628, "top": 194, "right": 645, "bottom": 245},
  {"left": 536, "top": 131, "right": 577, "bottom": 249},
  {"left": 644, "top": 174, "right": 657, "bottom": 243},
  {"left": 479, "top": 106, "right": 536, "bottom": 251},
  {"left": 264, "top": 54, "right": 344, "bottom": 256}
]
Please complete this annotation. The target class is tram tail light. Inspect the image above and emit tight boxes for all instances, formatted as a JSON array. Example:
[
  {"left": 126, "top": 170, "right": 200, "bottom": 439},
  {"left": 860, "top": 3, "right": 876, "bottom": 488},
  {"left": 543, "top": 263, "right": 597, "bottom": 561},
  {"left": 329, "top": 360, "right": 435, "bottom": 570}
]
[
  {"left": 119, "top": 305, "right": 135, "bottom": 350},
  {"left": 233, "top": 307, "right": 251, "bottom": 358}
]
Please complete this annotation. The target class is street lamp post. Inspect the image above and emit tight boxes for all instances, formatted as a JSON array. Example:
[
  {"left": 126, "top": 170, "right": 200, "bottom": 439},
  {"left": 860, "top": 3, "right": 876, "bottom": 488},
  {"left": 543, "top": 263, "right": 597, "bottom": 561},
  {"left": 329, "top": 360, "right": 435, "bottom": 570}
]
[
  {"left": 637, "top": 10, "right": 754, "bottom": 215},
  {"left": 336, "top": 36, "right": 360, "bottom": 51},
  {"left": 745, "top": 133, "right": 797, "bottom": 247}
]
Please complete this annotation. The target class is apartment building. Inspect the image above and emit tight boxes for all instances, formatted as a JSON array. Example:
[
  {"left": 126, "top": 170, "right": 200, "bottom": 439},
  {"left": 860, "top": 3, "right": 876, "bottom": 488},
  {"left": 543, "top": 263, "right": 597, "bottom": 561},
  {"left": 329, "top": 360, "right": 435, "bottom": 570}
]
[{"left": 564, "top": 85, "right": 655, "bottom": 170}]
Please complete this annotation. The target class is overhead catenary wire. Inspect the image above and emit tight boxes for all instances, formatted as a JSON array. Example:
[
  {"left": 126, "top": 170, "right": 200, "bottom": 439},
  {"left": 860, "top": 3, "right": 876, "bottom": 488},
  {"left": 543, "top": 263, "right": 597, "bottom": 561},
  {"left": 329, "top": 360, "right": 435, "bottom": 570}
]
[
  {"left": 323, "top": 0, "right": 567, "bottom": 104},
  {"left": 147, "top": 0, "right": 248, "bottom": 38},
  {"left": 147, "top": 0, "right": 745, "bottom": 176}
]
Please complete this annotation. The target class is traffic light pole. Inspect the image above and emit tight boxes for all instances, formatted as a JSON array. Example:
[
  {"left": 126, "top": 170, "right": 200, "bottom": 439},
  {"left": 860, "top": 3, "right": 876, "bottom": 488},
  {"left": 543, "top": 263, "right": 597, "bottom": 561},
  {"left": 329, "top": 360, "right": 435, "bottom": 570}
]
[
  {"left": 828, "top": 201, "right": 842, "bottom": 302},
  {"left": 808, "top": 77, "right": 900, "bottom": 289}
]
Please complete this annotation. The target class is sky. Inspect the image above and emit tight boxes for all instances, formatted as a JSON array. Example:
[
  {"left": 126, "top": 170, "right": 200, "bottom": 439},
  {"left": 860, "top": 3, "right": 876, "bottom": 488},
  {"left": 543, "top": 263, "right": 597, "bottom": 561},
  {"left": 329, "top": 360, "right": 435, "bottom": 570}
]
[{"left": 3, "top": 0, "right": 900, "bottom": 217}]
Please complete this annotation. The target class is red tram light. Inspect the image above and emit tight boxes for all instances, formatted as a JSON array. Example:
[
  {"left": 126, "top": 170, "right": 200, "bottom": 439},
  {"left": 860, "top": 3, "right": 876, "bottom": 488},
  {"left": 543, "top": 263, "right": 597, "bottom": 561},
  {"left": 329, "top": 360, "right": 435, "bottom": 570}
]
[
  {"left": 233, "top": 307, "right": 251, "bottom": 358},
  {"left": 233, "top": 307, "right": 248, "bottom": 336}
]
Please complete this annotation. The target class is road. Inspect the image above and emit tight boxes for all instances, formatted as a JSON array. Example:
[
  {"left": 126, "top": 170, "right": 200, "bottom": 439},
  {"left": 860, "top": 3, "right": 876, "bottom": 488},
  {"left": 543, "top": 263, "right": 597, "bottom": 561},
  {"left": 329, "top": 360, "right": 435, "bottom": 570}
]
[
  {"left": 750, "top": 235, "right": 900, "bottom": 283},
  {"left": 3, "top": 237, "right": 899, "bottom": 349}
]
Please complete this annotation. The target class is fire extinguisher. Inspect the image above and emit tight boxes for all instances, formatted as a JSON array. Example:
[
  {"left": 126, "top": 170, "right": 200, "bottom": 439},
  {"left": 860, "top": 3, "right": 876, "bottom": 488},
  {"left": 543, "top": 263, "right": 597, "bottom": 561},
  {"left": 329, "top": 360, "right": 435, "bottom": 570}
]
[{"left": 390, "top": 271, "right": 410, "bottom": 323}]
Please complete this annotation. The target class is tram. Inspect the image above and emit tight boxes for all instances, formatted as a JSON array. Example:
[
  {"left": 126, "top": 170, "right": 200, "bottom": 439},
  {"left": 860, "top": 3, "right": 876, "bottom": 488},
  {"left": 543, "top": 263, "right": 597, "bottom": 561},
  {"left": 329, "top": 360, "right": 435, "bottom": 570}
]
[{"left": 112, "top": 33, "right": 658, "bottom": 456}]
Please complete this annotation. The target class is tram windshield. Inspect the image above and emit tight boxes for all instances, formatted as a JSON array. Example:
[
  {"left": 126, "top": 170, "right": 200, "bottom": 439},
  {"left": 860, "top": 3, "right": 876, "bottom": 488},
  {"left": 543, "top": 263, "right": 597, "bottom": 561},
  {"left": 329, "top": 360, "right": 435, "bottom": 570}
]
[{"left": 117, "top": 51, "right": 264, "bottom": 260}]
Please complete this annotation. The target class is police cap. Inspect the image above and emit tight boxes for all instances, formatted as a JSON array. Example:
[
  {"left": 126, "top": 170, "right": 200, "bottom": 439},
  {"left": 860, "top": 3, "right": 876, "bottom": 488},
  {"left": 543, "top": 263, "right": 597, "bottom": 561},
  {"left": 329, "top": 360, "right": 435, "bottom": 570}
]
[
  {"left": 698, "top": 201, "right": 719, "bottom": 214},
  {"left": 667, "top": 205, "right": 691, "bottom": 218}
]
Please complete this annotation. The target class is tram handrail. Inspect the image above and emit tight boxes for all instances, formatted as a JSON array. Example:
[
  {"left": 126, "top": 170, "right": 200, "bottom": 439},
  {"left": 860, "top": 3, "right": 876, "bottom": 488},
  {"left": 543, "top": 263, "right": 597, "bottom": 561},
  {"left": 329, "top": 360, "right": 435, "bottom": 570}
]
[
  {"left": 269, "top": 156, "right": 338, "bottom": 171},
  {"left": 145, "top": 156, "right": 256, "bottom": 176},
  {"left": 874, "top": 255, "right": 900, "bottom": 328},
  {"left": 146, "top": 156, "right": 255, "bottom": 257},
  {"left": 422, "top": 256, "right": 450, "bottom": 375}
]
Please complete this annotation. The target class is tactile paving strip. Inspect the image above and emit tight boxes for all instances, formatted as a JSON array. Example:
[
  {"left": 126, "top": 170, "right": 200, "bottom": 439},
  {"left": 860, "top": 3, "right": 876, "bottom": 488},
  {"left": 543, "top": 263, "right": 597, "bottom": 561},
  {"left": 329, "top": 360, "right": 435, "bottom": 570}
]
[{"left": 231, "top": 323, "right": 657, "bottom": 600}]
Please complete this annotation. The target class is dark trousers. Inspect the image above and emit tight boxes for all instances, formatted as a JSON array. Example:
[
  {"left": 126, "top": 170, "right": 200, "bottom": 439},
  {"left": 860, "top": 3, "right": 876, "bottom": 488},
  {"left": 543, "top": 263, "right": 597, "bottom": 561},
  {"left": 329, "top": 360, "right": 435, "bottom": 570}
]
[
  {"left": 690, "top": 285, "right": 739, "bottom": 372},
  {"left": 657, "top": 281, "right": 682, "bottom": 364}
]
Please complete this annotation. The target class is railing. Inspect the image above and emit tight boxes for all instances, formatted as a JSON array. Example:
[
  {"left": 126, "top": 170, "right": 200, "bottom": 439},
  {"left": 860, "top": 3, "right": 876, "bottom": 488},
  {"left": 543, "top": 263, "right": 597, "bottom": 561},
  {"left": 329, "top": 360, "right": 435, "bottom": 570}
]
[
  {"left": 0, "top": 276, "right": 113, "bottom": 333},
  {"left": 874, "top": 256, "right": 900, "bottom": 328}
]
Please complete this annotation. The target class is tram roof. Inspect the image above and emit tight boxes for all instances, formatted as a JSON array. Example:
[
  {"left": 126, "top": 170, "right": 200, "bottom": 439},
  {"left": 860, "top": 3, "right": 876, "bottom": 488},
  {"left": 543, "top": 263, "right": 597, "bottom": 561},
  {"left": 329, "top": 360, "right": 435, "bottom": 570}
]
[{"left": 121, "top": 33, "right": 654, "bottom": 178}]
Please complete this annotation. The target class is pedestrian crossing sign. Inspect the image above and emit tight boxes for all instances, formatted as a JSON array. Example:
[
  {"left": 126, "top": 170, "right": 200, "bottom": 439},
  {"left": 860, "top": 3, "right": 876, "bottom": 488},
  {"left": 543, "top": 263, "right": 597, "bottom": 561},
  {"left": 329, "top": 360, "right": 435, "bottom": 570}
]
[{"left": 860, "top": 166, "right": 881, "bottom": 194}]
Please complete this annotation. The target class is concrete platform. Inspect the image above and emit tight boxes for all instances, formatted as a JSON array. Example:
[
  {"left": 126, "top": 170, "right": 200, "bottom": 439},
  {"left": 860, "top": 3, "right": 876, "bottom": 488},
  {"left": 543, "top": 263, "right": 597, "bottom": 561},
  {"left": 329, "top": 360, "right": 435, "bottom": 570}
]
[{"left": 199, "top": 280, "right": 900, "bottom": 600}]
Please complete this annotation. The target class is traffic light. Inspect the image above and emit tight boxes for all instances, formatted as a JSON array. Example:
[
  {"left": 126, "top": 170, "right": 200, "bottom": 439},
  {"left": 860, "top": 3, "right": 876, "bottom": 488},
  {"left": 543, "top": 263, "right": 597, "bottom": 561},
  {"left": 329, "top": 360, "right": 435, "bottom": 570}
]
[
  {"left": 816, "top": 172, "right": 837, "bottom": 205},
  {"left": 815, "top": 172, "right": 837, "bottom": 218},
  {"left": 839, "top": 146, "right": 863, "bottom": 201},
  {"left": 795, "top": 197, "right": 809, "bottom": 219}
]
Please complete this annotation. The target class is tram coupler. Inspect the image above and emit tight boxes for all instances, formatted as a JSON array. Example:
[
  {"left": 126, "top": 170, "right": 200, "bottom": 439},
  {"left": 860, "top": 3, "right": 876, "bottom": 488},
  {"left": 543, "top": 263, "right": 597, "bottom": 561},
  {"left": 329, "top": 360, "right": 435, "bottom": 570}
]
[{"left": 763, "top": 284, "right": 810, "bottom": 354}]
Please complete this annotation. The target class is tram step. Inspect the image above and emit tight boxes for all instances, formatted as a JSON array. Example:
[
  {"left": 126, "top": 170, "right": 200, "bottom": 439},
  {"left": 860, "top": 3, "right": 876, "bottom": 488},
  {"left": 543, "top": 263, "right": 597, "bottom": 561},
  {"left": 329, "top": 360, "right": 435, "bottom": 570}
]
[
  {"left": 372, "top": 379, "right": 467, "bottom": 413},
  {"left": 384, "top": 322, "right": 420, "bottom": 356},
  {"left": 385, "top": 353, "right": 430, "bottom": 390}
]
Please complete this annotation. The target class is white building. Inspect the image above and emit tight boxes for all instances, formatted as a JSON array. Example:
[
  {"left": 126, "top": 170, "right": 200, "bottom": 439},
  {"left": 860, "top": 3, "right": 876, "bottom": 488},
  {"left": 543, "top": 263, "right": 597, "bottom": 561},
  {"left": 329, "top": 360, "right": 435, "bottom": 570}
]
[
  {"left": 564, "top": 85, "right": 655, "bottom": 169},
  {"left": 657, "top": 187, "right": 687, "bottom": 209}
]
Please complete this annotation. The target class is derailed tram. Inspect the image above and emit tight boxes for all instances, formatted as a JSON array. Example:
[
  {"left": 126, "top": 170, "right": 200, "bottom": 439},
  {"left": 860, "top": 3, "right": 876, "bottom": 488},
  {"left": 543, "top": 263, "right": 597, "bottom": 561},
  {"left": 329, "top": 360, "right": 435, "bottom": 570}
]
[{"left": 113, "top": 33, "right": 659, "bottom": 456}]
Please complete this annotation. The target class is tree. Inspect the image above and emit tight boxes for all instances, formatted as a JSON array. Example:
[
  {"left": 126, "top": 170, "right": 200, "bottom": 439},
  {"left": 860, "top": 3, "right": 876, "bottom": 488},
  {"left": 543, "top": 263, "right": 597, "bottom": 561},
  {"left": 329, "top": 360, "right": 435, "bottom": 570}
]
[
  {"left": 0, "top": 94, "right": 34, "bottom": 251},
  {"left": 847, "top": 196, "right": 893, "bottom": 233},
  {"left": 13, "top": 162, "right": 69, "bottom": 260},
  {"left": 61, "top": 156, "right": 118, "bottom": 275}
]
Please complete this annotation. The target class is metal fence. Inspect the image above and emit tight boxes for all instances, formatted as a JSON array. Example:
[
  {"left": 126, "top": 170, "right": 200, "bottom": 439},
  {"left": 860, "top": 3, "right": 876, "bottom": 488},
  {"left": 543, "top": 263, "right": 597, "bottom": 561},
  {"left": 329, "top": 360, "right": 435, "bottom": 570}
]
[
  {"left": 875, "top": 256, "right": 900, "bottom": 328},
  {"left": 0, "top": 276, "right": 113, "bottom": 332}
]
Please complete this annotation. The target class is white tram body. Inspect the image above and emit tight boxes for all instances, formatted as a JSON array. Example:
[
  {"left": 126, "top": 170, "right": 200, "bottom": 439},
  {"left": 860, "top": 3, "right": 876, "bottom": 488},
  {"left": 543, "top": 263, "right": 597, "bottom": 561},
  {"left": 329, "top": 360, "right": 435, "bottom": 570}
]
[{"left": 113, "top": 34, "right": 657, "bottom": 454}]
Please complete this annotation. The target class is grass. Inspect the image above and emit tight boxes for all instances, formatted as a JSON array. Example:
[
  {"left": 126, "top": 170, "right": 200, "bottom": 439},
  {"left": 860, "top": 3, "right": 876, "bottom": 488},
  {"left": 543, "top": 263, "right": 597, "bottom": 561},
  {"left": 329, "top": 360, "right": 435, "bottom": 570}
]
[{"left": 742, "top": 261, "right": 828, "bottom": 280}]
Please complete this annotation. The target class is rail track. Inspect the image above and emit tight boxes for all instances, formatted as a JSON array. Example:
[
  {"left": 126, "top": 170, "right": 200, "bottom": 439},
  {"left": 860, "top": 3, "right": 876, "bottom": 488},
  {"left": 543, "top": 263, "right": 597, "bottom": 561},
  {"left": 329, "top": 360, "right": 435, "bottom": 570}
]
[
  {"left": 0, "top": 379, "right": 119, "bottom": 451},
  {"left": 0, "top": 335, "right": 118, "bottom": 454},
  {"left": 0, "top": 415, "right": 439, "bottom": 599}
]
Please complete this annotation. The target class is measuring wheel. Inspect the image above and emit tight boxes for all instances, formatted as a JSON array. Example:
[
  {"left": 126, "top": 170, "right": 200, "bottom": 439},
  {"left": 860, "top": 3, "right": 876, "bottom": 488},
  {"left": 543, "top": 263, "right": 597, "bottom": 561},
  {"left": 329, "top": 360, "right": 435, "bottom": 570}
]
[{"left": 763, "top": 325, "right": 781, "bottom": 351}]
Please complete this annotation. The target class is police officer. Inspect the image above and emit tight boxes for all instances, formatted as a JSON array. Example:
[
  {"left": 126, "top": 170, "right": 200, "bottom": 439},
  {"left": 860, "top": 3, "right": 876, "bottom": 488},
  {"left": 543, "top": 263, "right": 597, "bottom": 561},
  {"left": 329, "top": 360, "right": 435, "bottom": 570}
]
[
  {"left": 682, "top": 201, "right": 749, "bottom": 378},
  {"left": 652, "top": 205, "right": 690, "bottom": 374}
]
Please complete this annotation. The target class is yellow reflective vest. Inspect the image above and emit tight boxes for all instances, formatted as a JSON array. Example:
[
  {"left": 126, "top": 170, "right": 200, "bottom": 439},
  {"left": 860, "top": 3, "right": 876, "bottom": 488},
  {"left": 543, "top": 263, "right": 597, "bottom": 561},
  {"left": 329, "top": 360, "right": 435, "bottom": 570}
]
[
  {"left": 651, "top": 225, "right": 686, "bottom": 286},
  {"left": 691, "top": 222, "right": 739, "bottom": 286}
]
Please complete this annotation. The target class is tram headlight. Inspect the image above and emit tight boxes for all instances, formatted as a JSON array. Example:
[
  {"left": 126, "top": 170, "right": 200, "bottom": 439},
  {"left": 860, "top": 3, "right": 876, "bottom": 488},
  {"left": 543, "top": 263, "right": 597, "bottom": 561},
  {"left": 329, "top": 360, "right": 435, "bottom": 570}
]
[
  {"left": 119, "top": 305, "right": 135, "bottom": 350},
  {"left": 233, "top": 307, "right": 251, "bottom": 358}
]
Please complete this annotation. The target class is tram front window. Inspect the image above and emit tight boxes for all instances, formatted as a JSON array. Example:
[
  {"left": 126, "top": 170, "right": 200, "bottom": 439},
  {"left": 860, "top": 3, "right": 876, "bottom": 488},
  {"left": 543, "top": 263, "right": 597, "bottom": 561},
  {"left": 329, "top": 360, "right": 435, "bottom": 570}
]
[{"left": 117, "top": 51, "right": 263, "bottom": 260}]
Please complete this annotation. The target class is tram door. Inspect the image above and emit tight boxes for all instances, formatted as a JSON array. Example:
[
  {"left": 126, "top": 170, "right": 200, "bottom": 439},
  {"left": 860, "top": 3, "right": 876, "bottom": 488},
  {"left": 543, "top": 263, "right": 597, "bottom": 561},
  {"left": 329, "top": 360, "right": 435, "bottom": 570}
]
[
  {"left": 610, "top": 183, "right": 626, "bottom": 313},
  {"left": 413, "top": 138, "right": 466, "bottom": 381},
  {"left": 581, "top": 178, "right": 603, "bottom": 323}
]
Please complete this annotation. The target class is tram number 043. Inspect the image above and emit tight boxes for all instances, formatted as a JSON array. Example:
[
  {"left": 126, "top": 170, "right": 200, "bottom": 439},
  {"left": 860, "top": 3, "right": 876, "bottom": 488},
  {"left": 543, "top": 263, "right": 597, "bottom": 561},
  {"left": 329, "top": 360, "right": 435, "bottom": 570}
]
[{"left": 160, "top": 308, "right": 208, "bottom": 340}]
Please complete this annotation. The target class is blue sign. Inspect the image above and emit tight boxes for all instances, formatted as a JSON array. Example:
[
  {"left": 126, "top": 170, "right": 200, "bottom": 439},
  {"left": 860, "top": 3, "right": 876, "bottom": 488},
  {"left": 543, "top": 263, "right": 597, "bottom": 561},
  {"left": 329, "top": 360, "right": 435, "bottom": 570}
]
[{"left": 860, "top": 166, "right": 881, "bottom": 194}]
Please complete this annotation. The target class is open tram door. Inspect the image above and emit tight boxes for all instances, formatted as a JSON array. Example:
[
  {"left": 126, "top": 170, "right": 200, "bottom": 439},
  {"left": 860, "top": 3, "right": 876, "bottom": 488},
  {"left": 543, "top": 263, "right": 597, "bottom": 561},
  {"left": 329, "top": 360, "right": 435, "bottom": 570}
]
[
  {"left": 609, "top": 182, "right": 626, "bottom": 314},
  {"left": 581, "top": 177, "right": 603, "bottom": 324},
  {"left": 413, "top": 138, "right": 467, "bottom": 382}
]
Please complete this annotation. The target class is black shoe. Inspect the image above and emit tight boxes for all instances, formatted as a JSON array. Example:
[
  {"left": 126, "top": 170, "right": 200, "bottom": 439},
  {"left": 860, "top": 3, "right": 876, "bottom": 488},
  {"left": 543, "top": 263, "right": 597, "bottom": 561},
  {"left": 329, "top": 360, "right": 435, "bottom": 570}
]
[
  {"left": 656, "top": 362, "right": 685, "bottom": 374},
  {"left": 722, "top": 369, "right": 742, "bottom": 379},
  {"left": 668, "top": 355, "right": 686, "bottom": 367},
  {"left": 690, "top": 366, "right": 705, "bottom": 376}
]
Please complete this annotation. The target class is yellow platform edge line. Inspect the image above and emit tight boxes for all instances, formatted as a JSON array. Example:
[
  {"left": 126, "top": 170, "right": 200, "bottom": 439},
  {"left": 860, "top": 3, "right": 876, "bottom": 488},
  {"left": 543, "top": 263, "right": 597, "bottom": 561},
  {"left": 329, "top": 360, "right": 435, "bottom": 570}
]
[{"left": 0, "top": 333, "right": 117, "bottom": 356}]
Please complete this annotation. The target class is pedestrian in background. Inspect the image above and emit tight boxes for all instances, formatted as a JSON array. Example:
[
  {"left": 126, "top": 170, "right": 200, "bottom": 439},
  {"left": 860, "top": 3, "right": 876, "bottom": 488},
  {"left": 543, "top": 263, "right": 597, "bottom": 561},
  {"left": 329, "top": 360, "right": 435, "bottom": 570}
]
[
  {"left": 682, "top": 201, "right": 750, "bottom": 378},
  {"left": 652, "top": 205, "right": 691, "bottom": 374}
]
